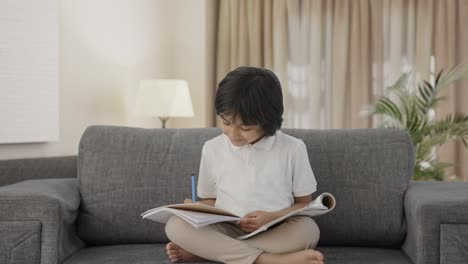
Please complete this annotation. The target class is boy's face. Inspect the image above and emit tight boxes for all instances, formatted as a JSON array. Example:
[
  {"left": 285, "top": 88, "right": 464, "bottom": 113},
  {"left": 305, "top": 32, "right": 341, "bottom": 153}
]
[{"left": 220, "top": 114, "right": 265, "bottom": 147}]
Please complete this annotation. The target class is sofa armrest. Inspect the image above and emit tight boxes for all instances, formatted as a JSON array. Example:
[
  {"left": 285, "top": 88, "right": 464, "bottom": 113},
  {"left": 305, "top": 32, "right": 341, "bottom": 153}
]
[
  {"left": 402, "top": 181, "right": 468, "bottom": 264},
  {"left": 0, "top": 155, "right": 77, "bottom": 187},
  {"left": 0, "top": 178, "right": 84, "bottom": 264}
]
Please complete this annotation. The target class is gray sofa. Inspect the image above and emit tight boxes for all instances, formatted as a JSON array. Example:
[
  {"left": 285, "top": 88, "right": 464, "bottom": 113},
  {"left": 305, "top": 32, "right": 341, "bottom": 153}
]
[{"left": 1, "top": 125, "right": 467, "bottom": 264}]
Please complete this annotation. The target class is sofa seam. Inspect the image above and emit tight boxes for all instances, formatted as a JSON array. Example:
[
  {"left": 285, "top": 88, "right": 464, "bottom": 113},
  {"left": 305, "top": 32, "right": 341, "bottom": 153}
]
[
  {"left": 8, "top": 232, "right": 41, "bottom": 263},
  {"left": 0, "top": 197, "right": 61, "bottom": 264},
  {"left": 10, "top": 225, "right": 40, "bottom": 249}
]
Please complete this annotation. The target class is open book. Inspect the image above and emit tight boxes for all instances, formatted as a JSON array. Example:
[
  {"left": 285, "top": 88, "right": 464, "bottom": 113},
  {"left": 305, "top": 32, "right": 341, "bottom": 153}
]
[{"left": 141, "top": 192, "right": 336, "bottom": 240}]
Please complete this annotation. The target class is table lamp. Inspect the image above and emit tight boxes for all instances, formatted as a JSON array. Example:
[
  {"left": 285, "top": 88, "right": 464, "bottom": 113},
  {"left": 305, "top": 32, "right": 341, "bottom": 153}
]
[{"left": 135, "top": 79, "right": 194, "bottom": 128}]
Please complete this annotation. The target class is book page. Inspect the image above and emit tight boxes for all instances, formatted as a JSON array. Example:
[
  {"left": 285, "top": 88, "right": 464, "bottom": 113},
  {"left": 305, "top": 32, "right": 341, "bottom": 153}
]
[
  {"left": 142, "top": 206, "right": 240, "bottom": 228},
  {"left": 167, "top": 203, "right": 239, "bottom": 217}
]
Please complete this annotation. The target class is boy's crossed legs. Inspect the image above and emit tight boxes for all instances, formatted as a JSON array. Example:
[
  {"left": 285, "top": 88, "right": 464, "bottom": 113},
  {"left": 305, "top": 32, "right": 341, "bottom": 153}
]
[{"left": 165, "top": 215, "right": 324, "bottom": 264}]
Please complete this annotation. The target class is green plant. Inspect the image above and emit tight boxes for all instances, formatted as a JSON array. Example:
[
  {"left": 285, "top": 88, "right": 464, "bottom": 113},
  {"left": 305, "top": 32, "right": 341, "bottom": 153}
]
[{"left": 364, "top": 64, "right": 468, "bottom": 181}]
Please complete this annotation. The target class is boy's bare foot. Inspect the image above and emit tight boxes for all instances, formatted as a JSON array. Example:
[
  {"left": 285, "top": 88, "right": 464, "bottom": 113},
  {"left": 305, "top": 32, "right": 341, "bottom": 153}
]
[
  {"left": 166, "top": 241, "right": 206, "bottom": 263},
  {"left": 255, "top": 249, "right": 324, "bottom": 264}
]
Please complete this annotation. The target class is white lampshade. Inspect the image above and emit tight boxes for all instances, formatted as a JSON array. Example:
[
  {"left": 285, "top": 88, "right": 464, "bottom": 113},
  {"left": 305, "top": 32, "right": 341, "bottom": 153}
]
[{"left": 135, "top": 79, "right": 194, "bottom": 117}]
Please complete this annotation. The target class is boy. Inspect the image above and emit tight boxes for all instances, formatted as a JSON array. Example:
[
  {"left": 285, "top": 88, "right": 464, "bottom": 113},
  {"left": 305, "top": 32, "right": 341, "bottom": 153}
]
[{"left": 165, "top": 67, "right": 324, "bottom": 264}]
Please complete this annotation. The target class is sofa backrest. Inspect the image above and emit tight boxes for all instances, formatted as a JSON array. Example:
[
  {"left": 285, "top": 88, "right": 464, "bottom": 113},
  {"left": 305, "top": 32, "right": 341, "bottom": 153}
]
[
  {"left": 77, "top": 125, "right": 414, "bottom": 247},
  {"left": 284, "top": 128, "right": 414, "bottom": 247}
]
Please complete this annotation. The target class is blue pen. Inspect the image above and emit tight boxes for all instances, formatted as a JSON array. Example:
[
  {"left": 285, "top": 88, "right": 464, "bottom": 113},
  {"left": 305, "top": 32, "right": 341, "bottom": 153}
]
[{"left": 191, "top": 172, "right": 196, "bottom": 202}]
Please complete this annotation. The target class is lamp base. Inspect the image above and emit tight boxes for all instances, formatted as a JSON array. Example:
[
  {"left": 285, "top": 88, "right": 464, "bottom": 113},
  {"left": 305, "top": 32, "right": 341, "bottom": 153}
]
[{"left": 159, "top": 116, "right": 170, "bottom": 128}]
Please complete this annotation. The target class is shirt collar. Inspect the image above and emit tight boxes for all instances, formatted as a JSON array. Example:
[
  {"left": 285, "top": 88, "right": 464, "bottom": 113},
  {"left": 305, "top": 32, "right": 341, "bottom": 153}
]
[{"left": 224, "top": 131, "right": 278, "bottom": 151}]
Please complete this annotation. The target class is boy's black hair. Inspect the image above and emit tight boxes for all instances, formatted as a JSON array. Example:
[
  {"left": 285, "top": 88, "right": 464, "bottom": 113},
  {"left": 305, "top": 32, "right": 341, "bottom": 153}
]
[{"left": 215, "top": 66, "right": 284, "bottom": 136}]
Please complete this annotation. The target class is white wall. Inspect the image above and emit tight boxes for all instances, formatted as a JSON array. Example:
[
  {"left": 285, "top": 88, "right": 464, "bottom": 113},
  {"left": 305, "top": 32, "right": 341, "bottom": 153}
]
[{"left": 0, "top": 0, "right": 216, "bottom": 159}]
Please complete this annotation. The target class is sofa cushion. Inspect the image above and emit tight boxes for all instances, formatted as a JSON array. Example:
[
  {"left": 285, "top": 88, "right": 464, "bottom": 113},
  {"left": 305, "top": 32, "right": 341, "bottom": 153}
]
[
  {"left": 77, "top": 126, "right": 413, "bottom": 246},
  {"left": 63, "top": 244, "right": 212, "bottom": 264},
  {"left": 77, "top": 126, "right": 221, "bottom": 245},
  {"left": 318, "top": 246, "right": 413, "bottom": 264},
  {"left": 283, "top": 129, "right": 414, "bottom": 247},
  {"left": 63, "top": 244, "right": 413, "bottom": 264}
]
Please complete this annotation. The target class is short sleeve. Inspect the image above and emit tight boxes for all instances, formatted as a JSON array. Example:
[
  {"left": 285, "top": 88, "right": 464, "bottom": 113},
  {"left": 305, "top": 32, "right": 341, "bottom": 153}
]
[
  {"left": 292, "top": 140, "right": 317, "bottom": 196},
  {"left": 197, "top": 143, "right": 217, "bottom": 198}
]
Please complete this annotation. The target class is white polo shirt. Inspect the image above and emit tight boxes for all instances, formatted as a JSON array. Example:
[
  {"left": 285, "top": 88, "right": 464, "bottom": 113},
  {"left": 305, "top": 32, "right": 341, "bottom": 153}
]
[{"left": 197, "top": 130, "right": 317, "bottom": 217}]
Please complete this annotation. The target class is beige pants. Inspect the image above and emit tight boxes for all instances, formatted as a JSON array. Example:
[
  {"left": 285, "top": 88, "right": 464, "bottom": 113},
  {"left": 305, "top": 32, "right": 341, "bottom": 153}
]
[{"left": 165, "top": 215, "right": 320, "bottom": 264}]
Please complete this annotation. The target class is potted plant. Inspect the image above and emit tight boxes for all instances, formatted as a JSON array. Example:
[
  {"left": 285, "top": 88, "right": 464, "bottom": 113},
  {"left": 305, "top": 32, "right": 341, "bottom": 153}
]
[{"left": 363, "top": 64, "right": 468, "bottom": 181}]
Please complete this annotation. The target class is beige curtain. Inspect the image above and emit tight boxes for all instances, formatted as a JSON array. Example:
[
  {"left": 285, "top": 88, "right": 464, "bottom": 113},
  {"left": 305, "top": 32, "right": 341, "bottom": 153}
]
[
  {"left": 285, "top": 0, "right": 468, "bottom": 180},
  {"left": 285, "top": 0, "right": 446, "bottom": 129},
  {"left": 215, "top": 0, "right": 288, "bottom": 126},
  {"left": 215, "top": 0, "right": 468, "bottom": 180},
  {"left": 285, "top": 0, "right": 373, "bottom": 129},
  {"left": 432, "top": 0, "right": 468, "bottom": 181}
]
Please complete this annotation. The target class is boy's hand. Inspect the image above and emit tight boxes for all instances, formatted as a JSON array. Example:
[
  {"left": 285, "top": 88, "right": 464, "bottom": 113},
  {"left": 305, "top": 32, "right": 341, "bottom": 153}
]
[
  {"left": 184, "top": 199, "right": 194, "bottom": 204},
  {"left": 236, "top": 211, "right": 277, "bottom": 233}
]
